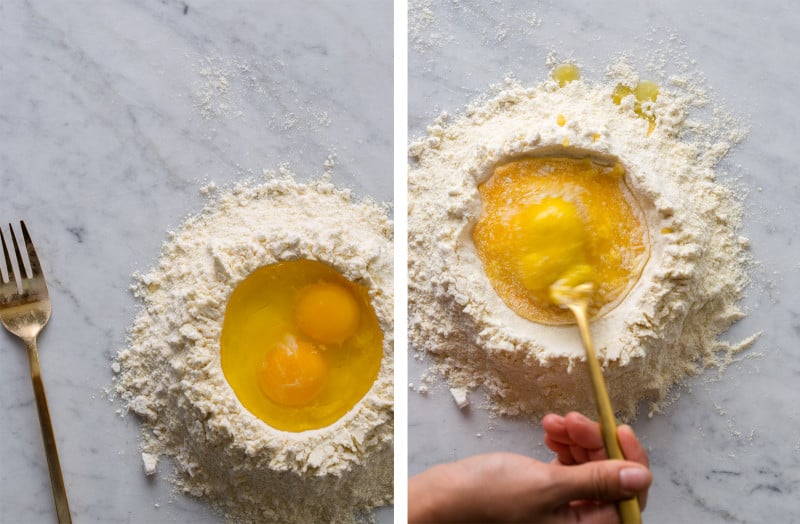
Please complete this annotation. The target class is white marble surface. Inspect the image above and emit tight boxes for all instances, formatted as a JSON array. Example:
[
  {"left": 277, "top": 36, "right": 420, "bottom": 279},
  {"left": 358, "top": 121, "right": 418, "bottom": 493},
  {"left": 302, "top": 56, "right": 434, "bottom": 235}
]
[
  {"left": 0, "top": 1, "right": 392, "bottom": 522},
  {"left": 409, "top": 1, "right": 799, "bottom": 523}
]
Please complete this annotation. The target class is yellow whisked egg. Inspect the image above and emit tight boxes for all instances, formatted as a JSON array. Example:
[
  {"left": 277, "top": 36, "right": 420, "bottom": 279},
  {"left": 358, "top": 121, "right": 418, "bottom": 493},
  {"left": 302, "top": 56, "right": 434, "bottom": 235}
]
[
  {"left": 220, "top": 259, "right": 383, "bottom": 432},
  {"left": 510, "top": 197, "right": 594, "bottom": 297},
  {"left": 472, "top": 151, "right": 650, "bottom": 325}
]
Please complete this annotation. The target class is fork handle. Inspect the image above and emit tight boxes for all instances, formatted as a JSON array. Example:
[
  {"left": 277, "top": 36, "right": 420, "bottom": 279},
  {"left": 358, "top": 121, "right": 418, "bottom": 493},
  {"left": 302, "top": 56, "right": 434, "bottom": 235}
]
[
  {"left": 24, "top": 337, "right": 73, "bottom": 524},
  {"left": 570, "top": 303, "right": 641, "bottom": 524}
]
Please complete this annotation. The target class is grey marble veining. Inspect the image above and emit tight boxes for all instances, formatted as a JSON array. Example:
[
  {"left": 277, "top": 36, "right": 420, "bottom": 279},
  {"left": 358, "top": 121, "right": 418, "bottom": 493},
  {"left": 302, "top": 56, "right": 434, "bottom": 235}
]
[
  {"left": 409, "top": 1, "right": 799, "bottom": 523},
  {"left": 1, "top": 1, "right": 392, "bottom": 522}
]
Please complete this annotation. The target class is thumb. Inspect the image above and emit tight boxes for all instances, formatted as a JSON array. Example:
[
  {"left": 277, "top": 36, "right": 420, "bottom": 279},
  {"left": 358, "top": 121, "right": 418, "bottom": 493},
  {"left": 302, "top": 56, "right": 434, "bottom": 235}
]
[{"left": 547, "top": 460, "right": 651, "bottom": 504}]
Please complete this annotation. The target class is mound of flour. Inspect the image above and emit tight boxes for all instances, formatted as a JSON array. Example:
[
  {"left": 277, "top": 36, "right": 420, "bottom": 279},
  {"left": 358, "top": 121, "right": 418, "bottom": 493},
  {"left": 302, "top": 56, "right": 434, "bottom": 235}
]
[
  {"left": 114, "top": 173, "right": 393, "bottom": 523},
  {"left": 408, "top": 63, "right": 753, "bottom": 420}
]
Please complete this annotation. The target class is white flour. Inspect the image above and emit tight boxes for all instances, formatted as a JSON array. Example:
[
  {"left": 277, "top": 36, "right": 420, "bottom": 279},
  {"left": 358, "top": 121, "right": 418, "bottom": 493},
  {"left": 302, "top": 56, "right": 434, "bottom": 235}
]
[
  {"left": 114, "top": 173, "right": 393, "bottom": 523},
  {"left": 408, "top": 60, "right": 753, "bottom": 420},
  {"left": 193, "top": 56, "right": 333, "bottom": 130},
  {"left": 409, "top": 0, "right": 541, "bottom": 53}
]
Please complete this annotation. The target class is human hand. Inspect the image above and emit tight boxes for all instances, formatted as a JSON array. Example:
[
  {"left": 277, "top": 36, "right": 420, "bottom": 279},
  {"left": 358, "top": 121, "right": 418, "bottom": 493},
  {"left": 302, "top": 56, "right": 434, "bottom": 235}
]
[
  {"left": 408, "top": 412, "right": 651, "bottom": 523},
  {"left": 543, "top": 411, "right": 651, "bottom": 510}
]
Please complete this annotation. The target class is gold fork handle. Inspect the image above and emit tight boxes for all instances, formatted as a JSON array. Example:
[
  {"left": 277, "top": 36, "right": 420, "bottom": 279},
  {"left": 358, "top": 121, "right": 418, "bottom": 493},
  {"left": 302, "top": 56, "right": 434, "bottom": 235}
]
[
  {"left": 570, "top": 304, "right": 641, "bottom": 524},
  {"left": 24, "top": 337, "right": 73, "bottom": 524}
]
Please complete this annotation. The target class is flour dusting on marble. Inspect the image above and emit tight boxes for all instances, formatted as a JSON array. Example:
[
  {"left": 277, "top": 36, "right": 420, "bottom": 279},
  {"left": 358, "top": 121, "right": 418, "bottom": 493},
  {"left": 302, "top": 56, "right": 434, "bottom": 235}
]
[
  {"left": 193, "top": 55, "right": 333, "bottom": 131},
  {"left": 409, "top": 1, "right": 541, "bottom": 53}
]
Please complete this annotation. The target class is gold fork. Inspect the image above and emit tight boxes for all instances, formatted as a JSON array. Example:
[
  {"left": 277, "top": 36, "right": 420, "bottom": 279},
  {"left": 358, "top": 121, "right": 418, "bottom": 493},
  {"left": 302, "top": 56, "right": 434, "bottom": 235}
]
[
  {"left": 0, "top": 221, "right": 72, "bottom": 524},
  {"left": 555, "top": 282, "right": 641, "bottom": 524}
]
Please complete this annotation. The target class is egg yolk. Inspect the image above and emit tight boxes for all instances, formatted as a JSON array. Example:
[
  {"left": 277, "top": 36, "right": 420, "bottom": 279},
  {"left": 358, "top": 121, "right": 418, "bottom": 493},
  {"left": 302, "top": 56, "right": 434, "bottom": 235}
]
[
  {"left": 259, "top": 336, "right": 327, "bottom": 407},
  {"left": 472, "top": 152, "right": 650, "bottom": 325},
  {"left": 220, "top": 260, "right": 383, "bottom": 432},
  {"left": 294, "top": 281, "right": 360, "bottom": 344}
]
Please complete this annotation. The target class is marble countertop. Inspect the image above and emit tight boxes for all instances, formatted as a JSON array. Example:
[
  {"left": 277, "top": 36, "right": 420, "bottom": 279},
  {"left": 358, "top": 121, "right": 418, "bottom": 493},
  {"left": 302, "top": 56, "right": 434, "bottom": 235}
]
[
  {"left": 408, "top": 1, "right": 799, "bottom": 523},
  {"left": 0, "top": 1, "right": 392, "bottom": 522}
]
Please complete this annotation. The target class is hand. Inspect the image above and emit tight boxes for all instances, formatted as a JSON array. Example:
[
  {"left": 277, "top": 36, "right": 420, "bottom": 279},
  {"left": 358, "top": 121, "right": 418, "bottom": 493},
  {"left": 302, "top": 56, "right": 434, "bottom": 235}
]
[
  {"left": 543, "top": 411, "right": 651, "bottom": 510},
  {"left": 408, "top": 412, "right": 651, "bottom": 523}
]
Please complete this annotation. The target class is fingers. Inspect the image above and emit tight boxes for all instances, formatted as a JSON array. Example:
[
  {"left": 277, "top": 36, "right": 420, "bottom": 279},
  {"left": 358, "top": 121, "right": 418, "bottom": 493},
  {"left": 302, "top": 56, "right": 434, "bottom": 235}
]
[
  {"left": 544, "top": 412, "right": 604, "bottom": 449},
  {"left": 542, "top": 413, "right": 567, "bottom": 440},
  {"left": 564, "top": 412, "right": 605, "bottom": 452},
  {"left": 544, "top": 413, "right": 652, "bottom": 511},
  {"left": 544, "top": 415, "right": 592, "bottom": 464},
  {"left": 564, "top": 503, "right": 623, "bottom": 524},
  {"left": 544, "top": 414, "right": 579, "bottom": 464},
  {"left": 544, "top": 434, "right": 577, "bottom": 465},
  {"left": 544, "top": 412, "right": 607, "bottom": 465},
  {"left": 618, "top": 425, "right": 649, "bottom": 468},
  {"left": 545, "top": 459, "right": 652, "bottom": 508},
  {"left": 617, "top": 425, "right": 650, "bottom": 509},
  {"left": 545, "top": 413, "right": 648, "bottom": 463}
]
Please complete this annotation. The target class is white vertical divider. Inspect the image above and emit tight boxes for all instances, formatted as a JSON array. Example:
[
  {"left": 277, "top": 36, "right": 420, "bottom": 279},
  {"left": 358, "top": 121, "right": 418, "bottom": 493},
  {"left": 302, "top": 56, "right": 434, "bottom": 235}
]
[{"left": 393, "top": 0, "right": 409, "bottom": 522}]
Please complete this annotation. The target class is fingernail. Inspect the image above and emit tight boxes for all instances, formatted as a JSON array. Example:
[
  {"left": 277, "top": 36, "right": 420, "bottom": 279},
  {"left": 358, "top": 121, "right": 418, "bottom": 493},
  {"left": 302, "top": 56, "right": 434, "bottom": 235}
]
[{"left": 620, "top": 467, "right": 649, "bottom": 491}]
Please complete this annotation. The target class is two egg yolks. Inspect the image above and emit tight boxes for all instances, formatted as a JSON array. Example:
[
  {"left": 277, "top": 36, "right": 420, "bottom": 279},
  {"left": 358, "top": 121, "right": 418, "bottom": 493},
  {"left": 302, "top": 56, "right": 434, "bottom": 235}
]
[
  {"left": 472, "top": 154, "right": 650, "bottom": 325},
  {"left": 220, "top": 260, "right": 383, "bottom": 432}
]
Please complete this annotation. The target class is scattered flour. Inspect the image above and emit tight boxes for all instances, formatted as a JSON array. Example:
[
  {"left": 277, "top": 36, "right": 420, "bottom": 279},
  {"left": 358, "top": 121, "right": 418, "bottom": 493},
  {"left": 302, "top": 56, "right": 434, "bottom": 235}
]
[
  {"left": 193, "top": 55, "right": 334, "bottom": 133},
  {"left": 409, "top": 0, "right": 451, "bottom": 53},
  {"left": 409, "top": 1, "right": 541, "bottom": 53},
  {"left": 114, "top": 173, "right": 393, "bottom": 523},
  {"left": 408, "top": 59, "right": 753, "bottom": 421}
]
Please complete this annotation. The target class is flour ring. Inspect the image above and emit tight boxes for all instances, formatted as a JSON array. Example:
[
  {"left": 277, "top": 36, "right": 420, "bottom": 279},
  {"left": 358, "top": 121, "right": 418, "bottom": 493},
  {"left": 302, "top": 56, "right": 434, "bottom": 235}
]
[
  {"left": 409, "top": 75, "right": 750, "bottom": 420},
  {"left": 116, "top": 175, "right": 393, "bottom": 522}
]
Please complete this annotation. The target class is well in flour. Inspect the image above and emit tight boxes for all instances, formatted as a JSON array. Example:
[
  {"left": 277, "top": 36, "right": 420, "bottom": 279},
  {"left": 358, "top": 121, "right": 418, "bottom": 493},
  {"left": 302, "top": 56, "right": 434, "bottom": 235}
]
[
  {"left": 114, "top": 173, "right": 393, "bottom": 523},
  {"left": 408, "top": 61, "right": 752, "bottom": 421},
  {"left": 219, "top": 258, "right": 384, "bottom": 433}
]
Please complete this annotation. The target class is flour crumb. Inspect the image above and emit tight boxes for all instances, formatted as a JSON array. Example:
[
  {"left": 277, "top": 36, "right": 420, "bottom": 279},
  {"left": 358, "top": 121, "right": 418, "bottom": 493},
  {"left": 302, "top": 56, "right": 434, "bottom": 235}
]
[
  {"left": 323, "top": 152, "right": 337, "bottom": 173},
  {"left": 142, "top": 453, "right": 158, "bottom": 476},
  {"left": 450, "top": 387, "right": 469, "bottom": 409},
  {"left": 199, "top": 182, "right": 217, "bottom": 196}
]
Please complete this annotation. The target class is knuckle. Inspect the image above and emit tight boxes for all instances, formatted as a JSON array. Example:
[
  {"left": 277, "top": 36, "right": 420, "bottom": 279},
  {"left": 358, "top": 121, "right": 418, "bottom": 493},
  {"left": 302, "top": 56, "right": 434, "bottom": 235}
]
[{"left": 590, "top": 464, "right": 613, "bottom": 499}]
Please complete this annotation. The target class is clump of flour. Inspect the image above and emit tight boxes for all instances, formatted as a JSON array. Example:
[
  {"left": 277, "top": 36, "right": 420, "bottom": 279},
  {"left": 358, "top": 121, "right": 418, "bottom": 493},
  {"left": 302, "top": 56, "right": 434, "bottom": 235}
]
[
  {"left": 408, "top": 60, "right": 752, "bottom": 421},
  {"left": 114, "top": 173, "right": 393, "bottom": 523}
]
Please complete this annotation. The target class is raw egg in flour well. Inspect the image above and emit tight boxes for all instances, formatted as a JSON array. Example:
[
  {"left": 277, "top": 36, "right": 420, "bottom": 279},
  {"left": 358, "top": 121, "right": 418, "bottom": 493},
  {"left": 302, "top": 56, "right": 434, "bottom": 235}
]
[
  {"left": 472, "top": 148, "right": 651, "bottom": 325},
  {"left": 220, "top": 259, "right": 383, "bottom": 432}
]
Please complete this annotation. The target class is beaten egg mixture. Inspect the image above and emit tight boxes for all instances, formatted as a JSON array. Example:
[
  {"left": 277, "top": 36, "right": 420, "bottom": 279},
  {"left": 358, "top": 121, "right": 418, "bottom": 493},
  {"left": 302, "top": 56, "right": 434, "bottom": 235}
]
[{"left": 473, "top": 153, "right": 650, "bottom": 325}]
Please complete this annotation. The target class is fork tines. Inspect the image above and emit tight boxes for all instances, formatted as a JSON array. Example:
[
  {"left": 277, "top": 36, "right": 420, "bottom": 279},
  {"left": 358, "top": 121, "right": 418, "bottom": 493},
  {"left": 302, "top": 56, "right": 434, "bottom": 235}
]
[{"left": 0, "top": 221, "right": 37, "bottom": 292}]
